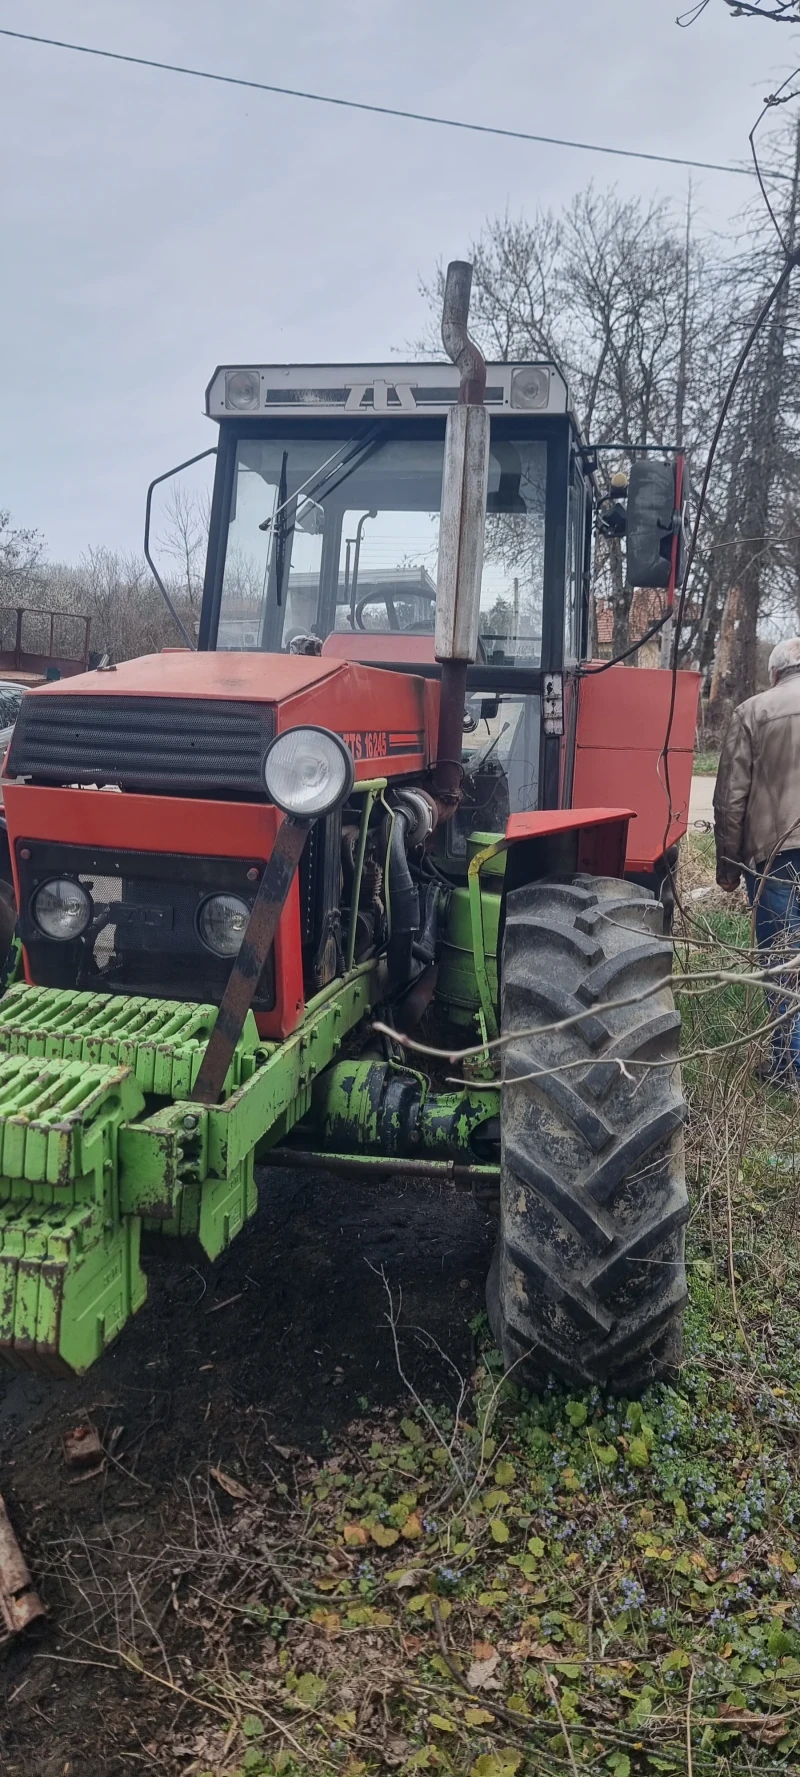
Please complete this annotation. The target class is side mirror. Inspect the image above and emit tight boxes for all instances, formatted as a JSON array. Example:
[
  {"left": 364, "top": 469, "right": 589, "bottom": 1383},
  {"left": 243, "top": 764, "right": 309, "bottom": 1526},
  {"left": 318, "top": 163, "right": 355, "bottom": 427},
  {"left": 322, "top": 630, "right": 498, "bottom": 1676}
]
[{"left": 625, "top": 460, "right": 677, "bottom": 590}]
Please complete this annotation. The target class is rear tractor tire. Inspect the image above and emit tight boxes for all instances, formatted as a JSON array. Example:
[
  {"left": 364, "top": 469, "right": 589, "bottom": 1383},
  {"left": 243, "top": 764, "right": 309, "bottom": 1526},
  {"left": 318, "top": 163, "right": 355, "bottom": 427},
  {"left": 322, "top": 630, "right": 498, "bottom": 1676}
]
[{"left": 487, "top": 876, "right": 688, "bottom": 1394}]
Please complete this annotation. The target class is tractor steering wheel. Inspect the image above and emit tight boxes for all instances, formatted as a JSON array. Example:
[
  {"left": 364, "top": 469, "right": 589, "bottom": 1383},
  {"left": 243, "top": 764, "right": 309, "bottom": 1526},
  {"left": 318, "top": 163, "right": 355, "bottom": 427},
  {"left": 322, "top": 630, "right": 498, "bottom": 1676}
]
[{"left": 353, "top": 586, "right": 437, "bottom": 633}]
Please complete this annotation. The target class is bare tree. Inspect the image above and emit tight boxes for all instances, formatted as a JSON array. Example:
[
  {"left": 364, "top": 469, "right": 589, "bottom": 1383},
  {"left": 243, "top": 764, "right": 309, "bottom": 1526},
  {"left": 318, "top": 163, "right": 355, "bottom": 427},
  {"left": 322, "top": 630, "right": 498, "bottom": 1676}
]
[
  {"left": 29, "top": 547, "right": 196, "bottom": 663},
  {"left": 681, "top": 0, "right": 800, "bottom": 19},
  {"left": 157, "top": 485, "right": 210, "bottom": 621},
  {"left": 719, "top": 1, "right": 800, "bottom": 18},
  {"left": 696, "top": 114, "right": 800, "bottom": 714},
  {"left": 419, "top": 189, "right": 714, "bottom": 654},
  {"left": 0, "top": 496, "right": 203, "bottom": 666},
  {"left": 0, "top": 511, "right": 45, "bottom": 606}
]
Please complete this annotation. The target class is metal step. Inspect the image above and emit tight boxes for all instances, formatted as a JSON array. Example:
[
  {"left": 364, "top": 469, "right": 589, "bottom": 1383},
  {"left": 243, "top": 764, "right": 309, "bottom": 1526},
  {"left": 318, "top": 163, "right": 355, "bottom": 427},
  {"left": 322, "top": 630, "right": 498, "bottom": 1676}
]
[
  {"left": 0, "top": 1052, "right": 147, "bottom": 1373},
  {"left": 0, "top": 985, "right": 261, "bottom": 1098}
]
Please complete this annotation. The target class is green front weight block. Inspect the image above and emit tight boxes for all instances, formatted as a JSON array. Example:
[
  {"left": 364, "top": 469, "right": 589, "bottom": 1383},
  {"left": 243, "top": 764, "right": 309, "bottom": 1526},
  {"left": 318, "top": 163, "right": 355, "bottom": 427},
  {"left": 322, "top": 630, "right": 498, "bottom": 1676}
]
[
  {"left": 0, "top": 1201, "right": 146, "bottom": 1377},
  {"left": 0, "top": 969, "right": 382, "bottom": 1371},
  {"left": 0, "top": 1053, "right": 147, "bottom": 1374},
  {"left": 0, "top": 984, "right": 261, "bottom": 1098}
]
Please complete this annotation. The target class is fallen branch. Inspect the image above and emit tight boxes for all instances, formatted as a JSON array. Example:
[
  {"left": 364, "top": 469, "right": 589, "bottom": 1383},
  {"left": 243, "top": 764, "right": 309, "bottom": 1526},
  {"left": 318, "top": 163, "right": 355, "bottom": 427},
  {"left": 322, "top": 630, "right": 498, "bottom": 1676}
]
[{"left": 0, "top": 1491, "right": 45, "bottom": 1643}]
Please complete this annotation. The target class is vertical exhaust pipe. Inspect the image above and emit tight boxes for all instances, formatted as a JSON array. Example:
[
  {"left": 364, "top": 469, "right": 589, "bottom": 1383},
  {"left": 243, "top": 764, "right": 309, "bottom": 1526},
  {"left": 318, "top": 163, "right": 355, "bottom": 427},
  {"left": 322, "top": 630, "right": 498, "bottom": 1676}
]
[
  {"left": 441, "top": 259, "right": 487, "bottom": 407},
  {"left": 433, "top": 262, "right": 490, "bottom": 810}
]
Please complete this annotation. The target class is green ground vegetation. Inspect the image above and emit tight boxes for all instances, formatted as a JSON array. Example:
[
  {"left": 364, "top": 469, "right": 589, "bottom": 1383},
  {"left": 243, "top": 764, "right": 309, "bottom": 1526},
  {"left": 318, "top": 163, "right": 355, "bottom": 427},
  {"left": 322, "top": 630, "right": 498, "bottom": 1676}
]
[{"left": 155, "top": 835, "right": 800, "bottom": 1774}]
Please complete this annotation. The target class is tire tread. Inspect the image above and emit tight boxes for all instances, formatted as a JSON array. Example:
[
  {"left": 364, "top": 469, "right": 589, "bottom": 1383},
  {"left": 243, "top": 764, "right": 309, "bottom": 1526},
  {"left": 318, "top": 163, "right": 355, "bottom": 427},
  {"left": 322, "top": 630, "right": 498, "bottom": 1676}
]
[{"left": 488, "top": 875, "right": 688, "bottom": 1391}]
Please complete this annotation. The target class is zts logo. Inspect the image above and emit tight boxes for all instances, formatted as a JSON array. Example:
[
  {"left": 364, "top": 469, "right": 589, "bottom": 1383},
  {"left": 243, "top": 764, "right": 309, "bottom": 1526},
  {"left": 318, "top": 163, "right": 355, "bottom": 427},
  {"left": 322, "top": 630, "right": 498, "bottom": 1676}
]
[
  {"left": 342, "top": 730, "right": 388, "bottom": 761},
  {"left": 345, "top": 381, "right": 417, "bottom": 411}
]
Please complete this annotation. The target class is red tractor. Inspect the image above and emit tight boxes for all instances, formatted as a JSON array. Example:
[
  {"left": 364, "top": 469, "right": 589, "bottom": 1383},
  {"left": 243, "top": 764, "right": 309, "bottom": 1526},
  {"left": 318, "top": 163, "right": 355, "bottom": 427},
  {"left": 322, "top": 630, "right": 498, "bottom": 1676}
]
[{"left": 0, "top": 264, "right": 698, "bottom": 1389}]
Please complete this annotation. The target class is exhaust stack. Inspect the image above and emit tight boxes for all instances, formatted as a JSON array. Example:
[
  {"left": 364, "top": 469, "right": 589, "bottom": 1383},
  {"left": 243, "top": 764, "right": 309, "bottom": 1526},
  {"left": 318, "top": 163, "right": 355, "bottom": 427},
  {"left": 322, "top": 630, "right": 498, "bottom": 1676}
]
[
  {"left": 433, "top": 262, "right": 490, "bottom": 809},
  {"left": 441, "top": 259, "right": 487, "bottom": 406}
]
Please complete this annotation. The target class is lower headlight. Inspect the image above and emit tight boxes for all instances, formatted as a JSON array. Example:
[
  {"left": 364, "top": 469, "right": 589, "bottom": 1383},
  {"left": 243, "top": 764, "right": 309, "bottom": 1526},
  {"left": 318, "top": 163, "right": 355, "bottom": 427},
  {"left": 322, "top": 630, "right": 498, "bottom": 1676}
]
[
  {"left": 263, "top": 726, "right": 354, "bottom": 818},
  {"left": 197, "top": 893, "right": 251, "bottom": 957},
  {"left": 31, "top": 878, "right": 92, "bottom": 941}
]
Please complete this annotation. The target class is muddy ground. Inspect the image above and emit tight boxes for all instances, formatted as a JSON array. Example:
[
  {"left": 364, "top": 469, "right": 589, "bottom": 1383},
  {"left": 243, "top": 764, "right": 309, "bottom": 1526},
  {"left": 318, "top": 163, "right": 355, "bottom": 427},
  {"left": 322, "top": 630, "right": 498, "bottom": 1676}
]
[{"left": 0, "top": 1166, "right": 495, "bottom": 1777}]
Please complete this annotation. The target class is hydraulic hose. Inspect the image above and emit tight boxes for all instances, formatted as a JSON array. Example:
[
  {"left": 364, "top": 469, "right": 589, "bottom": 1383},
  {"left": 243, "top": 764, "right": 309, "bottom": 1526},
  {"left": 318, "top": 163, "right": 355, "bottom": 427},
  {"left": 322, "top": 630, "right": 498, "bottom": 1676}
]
[
  {"left": 413, "top": 878, "right": 442, "bottom": 967},
  {"left": 386, "top": 809, "right": 420, "bottom": 992}
]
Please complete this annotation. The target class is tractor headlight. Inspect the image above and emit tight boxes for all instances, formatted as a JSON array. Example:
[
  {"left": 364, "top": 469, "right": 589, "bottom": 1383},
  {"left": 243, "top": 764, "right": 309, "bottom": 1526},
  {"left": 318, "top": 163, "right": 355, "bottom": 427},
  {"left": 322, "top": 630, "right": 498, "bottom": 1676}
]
[
  {"left": 31, "top": 878, "right": 92, "bottom": 941},
  {"left": 225, "top": 369, "right": 260, "bottom": 411},
  {"left": 263, "top": 726, "right": 354, "bottom": 818},
  {"left": 197, "top": 893, "right": 251, "bottom": 957},
  {"left": 510, "top": 366, "right": 550, "bottom": 410}
]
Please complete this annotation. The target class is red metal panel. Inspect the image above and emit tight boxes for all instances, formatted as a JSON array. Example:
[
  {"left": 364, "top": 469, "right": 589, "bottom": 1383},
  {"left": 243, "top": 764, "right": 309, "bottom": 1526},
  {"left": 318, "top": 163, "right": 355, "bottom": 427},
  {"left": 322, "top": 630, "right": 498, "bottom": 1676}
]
[
  {"left": 321, "top": 634, "right": 436, "bottom": 666},
  {"left": 20, "top": 651, "right": 345, "bottom": 704},
  {"left": 572, "top": 666, "right": 700, "bottom": 870},
  {"left": 3, "top": 785, "right": 306, "bottom": 1041},
  {"left": 277, "top": 662, "right": 434, "bottom": 778},
  {"left": 506, "top": 808, "right": 631, "bottom": 877},
  {"left": 506, "top": 808, "right": 632, "bottom": 841},
  {"left": 14, "top": 653, "right": 435, "bottom": 783}
]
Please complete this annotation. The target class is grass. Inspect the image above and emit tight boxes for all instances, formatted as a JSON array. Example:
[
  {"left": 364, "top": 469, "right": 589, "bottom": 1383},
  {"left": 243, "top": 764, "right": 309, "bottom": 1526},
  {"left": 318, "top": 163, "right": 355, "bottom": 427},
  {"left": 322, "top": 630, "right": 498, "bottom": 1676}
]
[
  {"left": 59, "top": 830, "right": 800, "bottom": 1776},
  {"left": 693, "top": 754, "right": 720, "bottom": 778},
  {"left": 152, "top": 1259, "right": 800, "bottom": 1776}
]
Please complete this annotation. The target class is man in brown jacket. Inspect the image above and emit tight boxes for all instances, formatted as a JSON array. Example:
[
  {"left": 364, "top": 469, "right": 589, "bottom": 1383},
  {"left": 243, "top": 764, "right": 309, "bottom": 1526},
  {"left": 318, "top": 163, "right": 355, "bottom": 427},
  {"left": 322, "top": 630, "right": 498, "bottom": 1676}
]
[{"left": 714, "top": 635, "right": 800, "bottom": 1079}]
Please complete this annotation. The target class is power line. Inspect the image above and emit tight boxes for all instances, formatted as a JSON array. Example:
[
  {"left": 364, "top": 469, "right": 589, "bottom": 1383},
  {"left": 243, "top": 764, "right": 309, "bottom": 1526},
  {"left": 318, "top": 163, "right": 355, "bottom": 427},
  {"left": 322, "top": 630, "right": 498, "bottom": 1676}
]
[{"left": 0, "top": 24, "right": 769, "bottom": 181}]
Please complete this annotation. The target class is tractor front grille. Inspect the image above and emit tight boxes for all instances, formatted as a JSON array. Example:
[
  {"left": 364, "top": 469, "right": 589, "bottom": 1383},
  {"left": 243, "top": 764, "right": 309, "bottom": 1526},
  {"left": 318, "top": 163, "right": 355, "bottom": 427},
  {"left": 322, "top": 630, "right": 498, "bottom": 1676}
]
[
  {"left": 16, "top": 840, "right": 275, "bottom": 1011},
  {"left": 6, "top": 695, "right": 276, "bottom": 798}
]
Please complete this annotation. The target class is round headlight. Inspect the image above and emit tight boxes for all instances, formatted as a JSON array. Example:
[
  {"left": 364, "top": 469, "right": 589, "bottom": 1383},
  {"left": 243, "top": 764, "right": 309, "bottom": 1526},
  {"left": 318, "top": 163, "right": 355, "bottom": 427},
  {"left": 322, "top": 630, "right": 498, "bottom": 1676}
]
[
  {"left": 264, "top": 726, "right": 354, "bottom": 818},
  {"left": 31, "top": 878, "right": 92, "bottom": 941},
  {"left": 225, "top": 369, "right": 260, "bottom": 412},
  {"left": 197, "top": 892, "right": 251, "bottom": 957},
  {"left": 510, "top": 365, "right": 550, "bottom": 410}
]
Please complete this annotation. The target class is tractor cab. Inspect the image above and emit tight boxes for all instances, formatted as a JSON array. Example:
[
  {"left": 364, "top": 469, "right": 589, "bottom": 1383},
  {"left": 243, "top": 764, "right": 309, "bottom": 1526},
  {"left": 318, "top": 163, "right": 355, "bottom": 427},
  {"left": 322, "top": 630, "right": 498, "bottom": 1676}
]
[{"left": 199, "top": 360, "right": 588, "bottom": 831}]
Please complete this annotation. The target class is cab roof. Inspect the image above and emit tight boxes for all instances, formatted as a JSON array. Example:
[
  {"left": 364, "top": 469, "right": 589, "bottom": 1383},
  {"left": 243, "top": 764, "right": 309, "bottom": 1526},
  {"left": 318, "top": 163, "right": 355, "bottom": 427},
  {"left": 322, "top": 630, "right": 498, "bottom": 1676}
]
[{"left": 205, "top": 360, "right": 569, "bottom": 420}]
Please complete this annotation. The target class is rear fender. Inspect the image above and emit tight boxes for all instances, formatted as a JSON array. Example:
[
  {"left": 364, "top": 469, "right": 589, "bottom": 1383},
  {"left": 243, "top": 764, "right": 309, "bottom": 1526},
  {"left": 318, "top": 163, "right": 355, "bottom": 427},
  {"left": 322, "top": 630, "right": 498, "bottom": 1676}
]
[
  {"left": 467, "top": 809, "right": 632, "bottom": 1040},
  {"left": 502, "top": 808, "right": 631, "bottom": 891}
]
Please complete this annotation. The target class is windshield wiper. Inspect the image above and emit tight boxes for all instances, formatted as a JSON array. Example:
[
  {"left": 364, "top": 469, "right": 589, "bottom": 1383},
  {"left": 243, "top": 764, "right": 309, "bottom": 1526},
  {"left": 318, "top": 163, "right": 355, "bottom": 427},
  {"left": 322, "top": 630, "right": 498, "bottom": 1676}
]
[
  {"left": 273, "top": 451, "right": 288, "bottom": 608},
  {"left": 258, "top": 423, "right": 385, "bottom": 537}
]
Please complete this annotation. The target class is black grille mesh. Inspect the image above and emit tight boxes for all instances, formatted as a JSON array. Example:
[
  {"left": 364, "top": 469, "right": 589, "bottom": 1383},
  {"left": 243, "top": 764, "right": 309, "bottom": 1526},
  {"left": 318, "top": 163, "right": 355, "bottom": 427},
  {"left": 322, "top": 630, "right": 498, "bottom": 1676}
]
[
  {"left": 6, "top": 695, "right": 276, "bottom": 796},
  {"left": 17, "top": 842, "right": 275, "bottom": 1011}
]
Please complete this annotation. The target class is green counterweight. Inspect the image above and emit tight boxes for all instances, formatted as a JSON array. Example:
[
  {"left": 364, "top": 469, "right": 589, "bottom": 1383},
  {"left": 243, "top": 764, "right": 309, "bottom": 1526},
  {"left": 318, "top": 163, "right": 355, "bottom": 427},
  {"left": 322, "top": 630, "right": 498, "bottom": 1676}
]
[
  {"left": 0, "top": 859, "right": 505, "bottom": 1374},
  {"left": 0, "top": 970, "right": 379, "bottom": 1372}
]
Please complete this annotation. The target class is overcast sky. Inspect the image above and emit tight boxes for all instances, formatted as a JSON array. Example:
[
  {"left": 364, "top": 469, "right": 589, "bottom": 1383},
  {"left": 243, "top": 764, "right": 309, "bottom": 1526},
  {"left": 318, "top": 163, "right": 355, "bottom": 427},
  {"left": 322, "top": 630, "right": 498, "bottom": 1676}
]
[{"left": 0, "top": 0, "right": 794, "bottom": 563}]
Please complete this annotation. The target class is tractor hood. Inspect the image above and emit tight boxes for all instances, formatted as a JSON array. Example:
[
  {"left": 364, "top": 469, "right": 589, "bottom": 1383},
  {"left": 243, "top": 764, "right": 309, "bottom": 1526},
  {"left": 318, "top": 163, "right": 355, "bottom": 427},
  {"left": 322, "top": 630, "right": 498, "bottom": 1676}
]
[
  {"left": 3, "top": 650, "right": 436, "bottom": 796},
  {"left": 14, "top": 649, "right": 345, "bottom": 705}
]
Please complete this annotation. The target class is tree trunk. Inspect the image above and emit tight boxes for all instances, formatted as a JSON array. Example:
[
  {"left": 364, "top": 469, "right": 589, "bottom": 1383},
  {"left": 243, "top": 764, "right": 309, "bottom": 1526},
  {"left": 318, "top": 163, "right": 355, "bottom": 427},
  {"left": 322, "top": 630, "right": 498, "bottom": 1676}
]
[
  {"left": 697, "top": 574, "right": 724, "bottom": 694},
  {"left": 709, "top": 581, "right": 750, "bottom": 726},
  {"left": 723, "top": 116, "right": 800, "bottom": 704},
  {"left": 725, "top": 490, "right": 768, "bottom": 705},
  {"left": 609, "top": 540, "right": 634, "bottom": 660}
]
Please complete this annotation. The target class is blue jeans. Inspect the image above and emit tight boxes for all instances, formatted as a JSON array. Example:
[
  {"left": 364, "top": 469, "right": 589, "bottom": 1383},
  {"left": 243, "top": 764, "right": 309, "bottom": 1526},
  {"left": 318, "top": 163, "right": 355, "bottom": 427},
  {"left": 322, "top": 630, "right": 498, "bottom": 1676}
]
[{"left": 746, "top": 849, "right": 800, "bottom": 1078}]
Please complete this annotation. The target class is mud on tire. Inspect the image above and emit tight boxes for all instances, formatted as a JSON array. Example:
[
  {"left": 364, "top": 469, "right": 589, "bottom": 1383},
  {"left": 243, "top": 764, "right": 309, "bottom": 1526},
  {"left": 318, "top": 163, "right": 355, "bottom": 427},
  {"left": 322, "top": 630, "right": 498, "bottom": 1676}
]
[{"left": 487, "top": 876, "right": 688, "bottom": 1393}]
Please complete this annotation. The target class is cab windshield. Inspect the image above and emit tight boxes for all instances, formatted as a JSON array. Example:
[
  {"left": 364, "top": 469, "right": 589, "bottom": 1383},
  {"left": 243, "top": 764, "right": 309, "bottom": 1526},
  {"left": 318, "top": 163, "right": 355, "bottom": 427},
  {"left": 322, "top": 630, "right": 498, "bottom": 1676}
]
[{"left": 216, "top": 422, "right": 547, "bottom": 666}]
